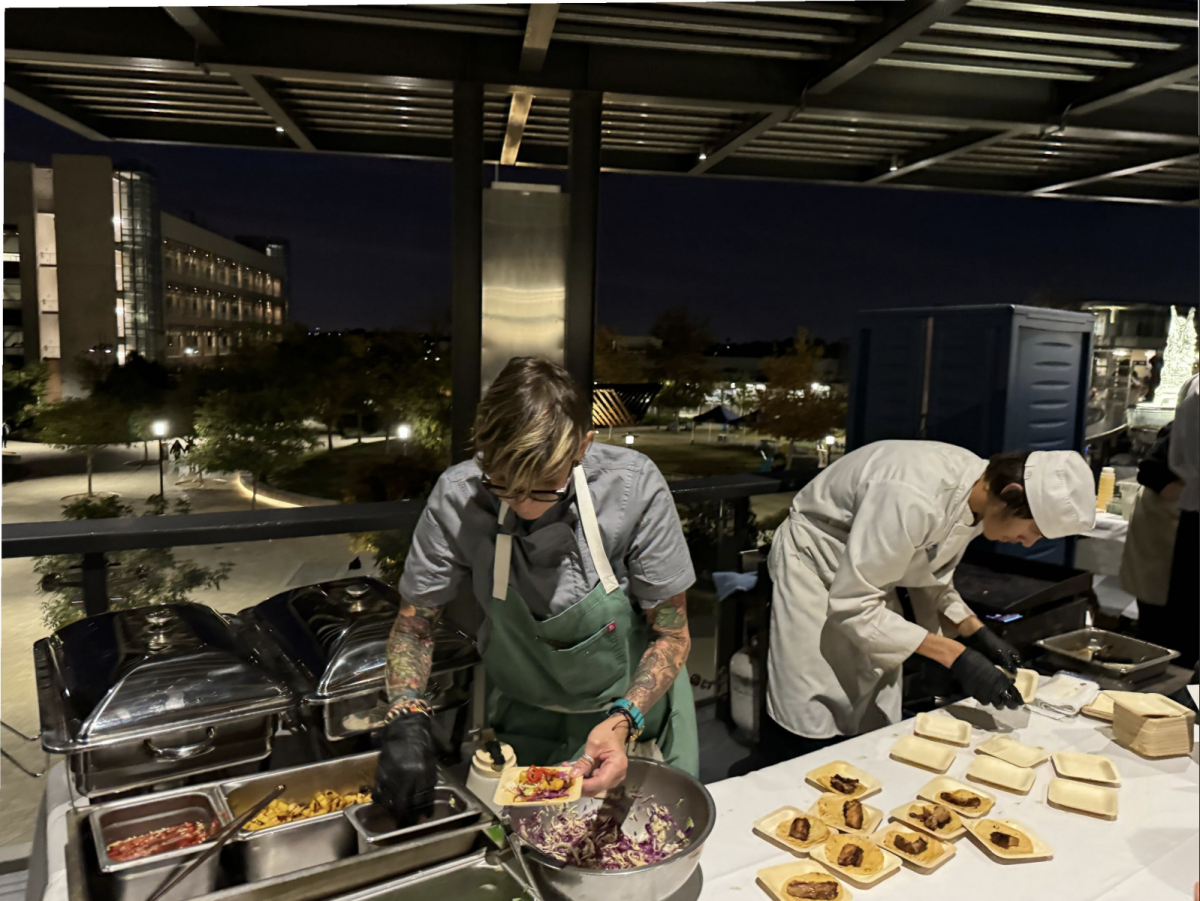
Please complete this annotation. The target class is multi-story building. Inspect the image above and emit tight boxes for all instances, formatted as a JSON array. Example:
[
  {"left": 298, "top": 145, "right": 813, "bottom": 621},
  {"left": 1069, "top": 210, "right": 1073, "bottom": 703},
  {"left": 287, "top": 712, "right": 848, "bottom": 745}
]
[
  {"left": 161, "top": 216, "right": 286, "bottom": 366},
  {"left": 4, "top": 154, "right": 288, "bottom": 399}
]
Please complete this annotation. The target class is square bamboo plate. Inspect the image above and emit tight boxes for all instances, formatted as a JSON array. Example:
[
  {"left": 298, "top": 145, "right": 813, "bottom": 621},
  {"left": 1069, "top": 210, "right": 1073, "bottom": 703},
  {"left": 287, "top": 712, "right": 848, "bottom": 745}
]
[
  {"left": 917, "top": 776, "right": 996, "bottom": 818},
  {"left": 888, "top": 801, "right": 966, "bottom": 841},
  {"left": 1050, "top": 752, "right": 1121, "bottom": 786},
  {"left": 913, "top": 712, "right": 971, "bottom": 747},
  {"left": 809, "top": 835, "right": 902, "bottom": 887},
  {"left": 810, "top": 794, "right": 883, "bottom": 837},
  {"left": 1080, "top": 690, "right": 1116, "bottom": 722},
  {"left": 975, "top": 735, "right": 1048, "bottom": 769},
  {"left": 493, "top": 767, "right": 582, "bottom": 807},
  {"left": 753, "top": 806, "right": 833, "bottom": 855},
  {"left": 757, "top": 861, "right": 852, "bottom": 901},
  {"left": 966, "top": 755, "right": 1037, "bottom": 794},
  {"left": 890, "top": 735, "right": 956, "bottom": 773},
  {"left": 1047, "top": 778, "right": 1118, "bottom": 820},
  {"left": 873, "top": 822, "right": 957, "bottom": 872},
  {"left": 966, "top": 818, "right": 1054, "bottom": 862},
  {"left": 1014, "top": 668, "right": 1039, "bottom": 703},
  {"left": 805, "top": 762, "right": 881, "bottom": 800}
]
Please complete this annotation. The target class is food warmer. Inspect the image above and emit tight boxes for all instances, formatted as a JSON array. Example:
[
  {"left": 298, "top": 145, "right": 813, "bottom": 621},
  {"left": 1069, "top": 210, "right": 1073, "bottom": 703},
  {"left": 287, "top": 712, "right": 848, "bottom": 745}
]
[
  {"left": 34, "top": 604, "right": 297, "bottom": 798},
  {"left": 237, "top": 577, "right": 481, "bottom": 742}
]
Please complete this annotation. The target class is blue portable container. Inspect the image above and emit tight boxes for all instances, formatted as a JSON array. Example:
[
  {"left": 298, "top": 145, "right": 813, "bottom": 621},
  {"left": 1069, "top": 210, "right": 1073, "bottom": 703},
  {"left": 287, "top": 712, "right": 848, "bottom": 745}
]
[{"left": 847, "top": 304, "right": 1094, "bottom": 565}]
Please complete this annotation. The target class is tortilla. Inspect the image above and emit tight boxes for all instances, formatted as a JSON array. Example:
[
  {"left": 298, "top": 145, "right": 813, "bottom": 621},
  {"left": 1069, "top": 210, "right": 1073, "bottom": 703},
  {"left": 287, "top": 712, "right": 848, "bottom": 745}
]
[
  {"left": 937, "top": 788, "right": 987, "bottom": 812},
  {"left": 881, "top": 829, "right": 943, "bottom": 866},
  {"left": 904, "top": 803, "right": 962, "bottom": 836},
  {"left": 775, "top": 815, "right": 830, "bottom": 849},
  {"left": 782, "top": 872, "right": 844, "bottom": 900},
  {"left": 822, "top": 835, "right": 884, "bottom": 877},
  {"left": 977, "top": 819, "right": 1034, "bottom": 856},
  {"left": 816, "top": 794, "right": 866, "bottom": 832}
]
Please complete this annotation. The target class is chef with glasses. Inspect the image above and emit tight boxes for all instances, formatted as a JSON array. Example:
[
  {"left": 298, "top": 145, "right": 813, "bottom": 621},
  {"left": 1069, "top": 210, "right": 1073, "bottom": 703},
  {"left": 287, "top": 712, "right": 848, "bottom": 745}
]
[{"left": 373, "top": 357, "right": 699, "bottom": 825}]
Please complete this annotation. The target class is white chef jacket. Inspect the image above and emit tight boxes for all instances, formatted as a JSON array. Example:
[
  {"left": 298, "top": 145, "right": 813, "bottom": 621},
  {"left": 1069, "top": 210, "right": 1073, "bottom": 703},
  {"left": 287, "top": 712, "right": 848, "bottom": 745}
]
[
  {"left": 767, "top": 440, "right": 988, "bottom": 738},
  {"left": 1169, "top": 375, "right": 1199, "bottom": 513}
]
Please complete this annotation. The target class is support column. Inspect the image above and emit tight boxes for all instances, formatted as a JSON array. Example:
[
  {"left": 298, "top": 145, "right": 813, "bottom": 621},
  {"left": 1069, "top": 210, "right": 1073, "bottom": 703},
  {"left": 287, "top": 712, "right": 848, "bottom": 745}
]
[
  {"left": 565, "top": 90, "right": 601, "bottom": 408},
  {"left": 451, "top": 82, "right": 484, "bottom": 463}
]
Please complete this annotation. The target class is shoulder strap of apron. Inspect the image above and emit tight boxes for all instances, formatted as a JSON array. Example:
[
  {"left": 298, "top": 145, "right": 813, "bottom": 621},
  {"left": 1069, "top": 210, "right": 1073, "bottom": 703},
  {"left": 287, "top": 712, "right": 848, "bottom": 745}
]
[
  {"left": 572, "top": 465, "right": 620, "bottom": 594},
  {"left": 492, "top": 502, "right": 512, "bottom": 600}
]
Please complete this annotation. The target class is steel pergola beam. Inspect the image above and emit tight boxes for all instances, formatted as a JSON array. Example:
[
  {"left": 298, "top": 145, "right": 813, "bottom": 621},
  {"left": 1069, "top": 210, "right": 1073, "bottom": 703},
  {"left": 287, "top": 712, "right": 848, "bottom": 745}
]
[
  {"left": 500, "top": 92, "right": 533, "bottom": 165},
  {"left": 4, "top": 79, "right": 110, "bottom": 141},
  {"left": 1029, "top": 150, "right": 1200, "bottom": 194},
  {"left": 865, "top": 128, "right": 1015, "bottom": 183},
  {"left": 1063, "top": 45, "right": 1200, "bottom": 116},
  {"left": 807, "top": 0, "right": 973, "bottom": 94},
  {"left": 520, "top": 4, "right": 559, "bottom": 73},
  {"left": 500, "top": 4, "right": 559, "bottom": 166},
  {"left": 163, "top": 6, "right": 316, "bottom": 151},
  {"left": 691, "top": 109, "right": 792, "bottom": 175}
]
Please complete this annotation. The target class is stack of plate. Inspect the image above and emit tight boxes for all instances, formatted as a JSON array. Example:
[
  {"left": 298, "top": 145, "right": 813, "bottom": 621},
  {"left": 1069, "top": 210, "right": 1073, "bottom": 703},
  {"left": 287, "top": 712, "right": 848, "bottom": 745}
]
[{"left": 1112, "top": 693, "right": 1196, "bottom": 758}]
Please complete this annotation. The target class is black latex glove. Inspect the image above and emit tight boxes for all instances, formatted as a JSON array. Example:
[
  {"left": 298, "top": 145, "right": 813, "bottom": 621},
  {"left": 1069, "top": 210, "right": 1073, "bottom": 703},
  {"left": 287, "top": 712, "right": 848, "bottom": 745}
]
[
  {"left": 961, "top": 626, "right": 1024, "bottom": 672},
  {"left": 373, "top": 712, "right": 437, "bottom": 827},
  {"left": 949, "top": 648, "right": 1024, "bottom": 710}
]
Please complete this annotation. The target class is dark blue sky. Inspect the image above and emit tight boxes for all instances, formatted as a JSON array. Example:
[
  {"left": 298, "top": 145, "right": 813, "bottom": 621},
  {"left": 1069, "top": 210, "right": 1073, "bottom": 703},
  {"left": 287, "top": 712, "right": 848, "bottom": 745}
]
[{"left": 7, "top": 101, "right": 1197, "bottom": 341}]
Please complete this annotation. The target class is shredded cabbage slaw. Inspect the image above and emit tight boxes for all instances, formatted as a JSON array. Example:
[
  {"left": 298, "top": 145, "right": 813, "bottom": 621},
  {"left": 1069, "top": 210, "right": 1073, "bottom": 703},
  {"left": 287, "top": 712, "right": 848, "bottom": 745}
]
[{"left": 515, "top": 801, "right": 694, "bottom": 870}]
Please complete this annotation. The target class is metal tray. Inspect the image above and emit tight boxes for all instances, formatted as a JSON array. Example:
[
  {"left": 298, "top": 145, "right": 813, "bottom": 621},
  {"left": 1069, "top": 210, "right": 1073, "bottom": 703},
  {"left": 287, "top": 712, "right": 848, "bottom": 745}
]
[
  {"left": 334, "top": 849, "right": 532, "bottom": 901},
  {"left": 219, "top": 752, "right": 377, "bottom": 882},
  {"left": 67, "top": 808, "right": 500, "bottom": 901},
  {"left": 1036, "top": 628, "right": 1180, "bottom": 678},
  {"left": 345, "top": 786, "right": 483, "bottom": 854},
  {"left": 88, "top": 787, "right": 232, "bottom": 901}
]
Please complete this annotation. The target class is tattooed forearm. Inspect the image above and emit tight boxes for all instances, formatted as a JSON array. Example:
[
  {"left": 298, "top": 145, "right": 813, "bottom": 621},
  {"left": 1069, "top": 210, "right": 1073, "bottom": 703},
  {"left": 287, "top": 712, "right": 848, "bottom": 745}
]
[
  {"left": 385, "top": 601, "right": 442, "bottom": 708},
  {"left": 624, "top": 592, "right": 690, "bottom": 714}
]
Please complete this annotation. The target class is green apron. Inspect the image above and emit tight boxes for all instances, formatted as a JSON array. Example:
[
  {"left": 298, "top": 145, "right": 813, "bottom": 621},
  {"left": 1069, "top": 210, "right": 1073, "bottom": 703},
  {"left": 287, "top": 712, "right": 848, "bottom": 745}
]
[{"left": 481, "top": 465, "right": 699, "bottom": 776}]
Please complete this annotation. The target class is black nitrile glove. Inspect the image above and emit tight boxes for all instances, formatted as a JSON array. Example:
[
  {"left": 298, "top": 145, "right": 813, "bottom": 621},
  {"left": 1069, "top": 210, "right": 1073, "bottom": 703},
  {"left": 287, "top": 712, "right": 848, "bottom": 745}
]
[
  {"left": 373, "top": 712, "right": 437, "bottom": 827},
  {"left": 949, "top": 648, "right": 1024, "bottom": 710},
  {"left": 961, "top": 626, "right": 1024, "bottom": 672}
]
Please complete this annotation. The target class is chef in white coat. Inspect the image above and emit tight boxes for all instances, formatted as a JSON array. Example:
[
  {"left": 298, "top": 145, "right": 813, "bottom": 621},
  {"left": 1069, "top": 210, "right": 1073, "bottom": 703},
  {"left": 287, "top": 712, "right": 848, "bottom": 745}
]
[{"left": 760, "top": 440, "right": 1096, "bottom": 763}]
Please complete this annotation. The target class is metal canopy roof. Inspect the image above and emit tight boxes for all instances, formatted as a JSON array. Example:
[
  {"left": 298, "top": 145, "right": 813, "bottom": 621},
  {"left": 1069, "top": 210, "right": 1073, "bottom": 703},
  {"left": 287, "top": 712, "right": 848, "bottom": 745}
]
[{"left": 5, "top": 2, "right": 1197, "bottom": 205}]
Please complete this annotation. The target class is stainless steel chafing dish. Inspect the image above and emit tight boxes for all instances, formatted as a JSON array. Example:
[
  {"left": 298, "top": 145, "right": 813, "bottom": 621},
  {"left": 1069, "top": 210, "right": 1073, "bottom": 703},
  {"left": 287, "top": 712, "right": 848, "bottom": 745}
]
[
  {"left": 35, "top": 604, "right": 297, "bottom": 798},
  {"left": 239, "top": 577, "right": 480, "bottom": 741}
]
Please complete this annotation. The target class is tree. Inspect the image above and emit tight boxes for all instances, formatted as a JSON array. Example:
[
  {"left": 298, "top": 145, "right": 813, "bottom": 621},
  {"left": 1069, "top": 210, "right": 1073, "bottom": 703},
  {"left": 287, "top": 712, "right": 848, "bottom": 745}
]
[
  {"left": 189, "top": 389, "right": 316, "bottom": 509},
  {"left": 35, "top": 396, "right": 133, "bottom": 495},
  {"left": 595, "top": 325, "right": 644, "bottom": 382},
  {"left": 33, "top": 494, "right": 233, "bottom": 631},
  {"left": 92, "top": 353, "right": 174, "bottom": 462},
  {"left": 648, "top": 307, "right": 716, "bottom": 427},
  {"left": 3, "top": 360, "right": 49, "bottom": 428},
  {"left": 759, "top": 328, "right": 846, "bottom": 468}
]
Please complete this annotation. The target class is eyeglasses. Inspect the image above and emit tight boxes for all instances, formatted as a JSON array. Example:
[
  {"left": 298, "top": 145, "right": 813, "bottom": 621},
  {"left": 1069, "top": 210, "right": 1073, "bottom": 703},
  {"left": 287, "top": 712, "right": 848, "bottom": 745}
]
[{"left": 481, "top": 469, "right": 574, "bottom": 504}]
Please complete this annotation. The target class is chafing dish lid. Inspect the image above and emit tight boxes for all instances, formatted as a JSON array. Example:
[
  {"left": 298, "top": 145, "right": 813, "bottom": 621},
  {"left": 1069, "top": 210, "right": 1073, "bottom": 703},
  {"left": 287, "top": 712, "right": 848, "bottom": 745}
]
[
  {"left": 37, "top": 604, "right": 293, "bottom": 747},
  {"left": 243, "top": 577, "right": 478, "bottom": 701}
]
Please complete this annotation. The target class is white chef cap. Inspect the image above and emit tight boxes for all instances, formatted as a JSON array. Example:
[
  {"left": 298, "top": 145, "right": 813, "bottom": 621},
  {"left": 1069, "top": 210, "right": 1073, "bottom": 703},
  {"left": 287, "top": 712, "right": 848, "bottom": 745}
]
[{"left": 1024, "top": 451, "right": 1097, "bottom": 539}]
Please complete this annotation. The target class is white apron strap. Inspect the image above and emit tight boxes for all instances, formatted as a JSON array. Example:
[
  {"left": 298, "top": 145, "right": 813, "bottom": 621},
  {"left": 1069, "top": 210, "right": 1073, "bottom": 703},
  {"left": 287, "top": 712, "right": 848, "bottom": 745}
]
[
  {"left": 492, "top": 501, "right": 512, "bottom": 600},
  {"left": 572, "top": 465, "right": 620, "bottom": 595}
]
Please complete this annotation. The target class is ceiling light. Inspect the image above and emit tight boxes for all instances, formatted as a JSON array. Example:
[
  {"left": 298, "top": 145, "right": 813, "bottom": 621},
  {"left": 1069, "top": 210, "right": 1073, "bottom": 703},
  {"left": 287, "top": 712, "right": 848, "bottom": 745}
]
[
  {"left": 275, "top": 126, "right": 285, "bottom": 134},
  {"left": 698, "top": 152, "right": 708, "bottom": 161}
]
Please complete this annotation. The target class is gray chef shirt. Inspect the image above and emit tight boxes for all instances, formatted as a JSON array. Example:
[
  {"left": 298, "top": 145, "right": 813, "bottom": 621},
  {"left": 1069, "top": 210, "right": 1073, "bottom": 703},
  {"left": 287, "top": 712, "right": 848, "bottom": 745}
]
[{"left": 398, "top": 443, "right": 695, "bottom": 647}]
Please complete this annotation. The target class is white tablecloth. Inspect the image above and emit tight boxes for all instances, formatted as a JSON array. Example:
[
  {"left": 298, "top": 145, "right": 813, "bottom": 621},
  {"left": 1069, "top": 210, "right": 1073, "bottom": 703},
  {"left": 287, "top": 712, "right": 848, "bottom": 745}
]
[{"left": 698, "top": 700, "right": 1199, "bottom": 900}]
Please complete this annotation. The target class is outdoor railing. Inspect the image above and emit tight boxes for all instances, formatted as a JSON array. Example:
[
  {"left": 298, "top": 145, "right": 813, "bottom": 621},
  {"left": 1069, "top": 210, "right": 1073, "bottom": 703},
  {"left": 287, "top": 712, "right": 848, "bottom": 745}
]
[{"left": 1, "top": 470, "right": 812, "bottom": 615}]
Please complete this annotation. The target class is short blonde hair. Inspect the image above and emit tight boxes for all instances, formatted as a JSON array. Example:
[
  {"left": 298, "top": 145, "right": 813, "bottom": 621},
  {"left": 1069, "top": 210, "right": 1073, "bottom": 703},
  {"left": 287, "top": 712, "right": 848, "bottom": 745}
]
[{"left": 474, "top": 357, "right": 590, "bottom": 498}]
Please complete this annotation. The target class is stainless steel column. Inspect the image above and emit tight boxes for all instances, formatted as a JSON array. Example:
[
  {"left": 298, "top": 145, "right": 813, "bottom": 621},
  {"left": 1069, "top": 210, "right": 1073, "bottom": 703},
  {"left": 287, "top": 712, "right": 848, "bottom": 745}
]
[
  {"left": 565, "top": 90, "right": 601, "bottom": 407},
  {"left": 451, "top": 82, "right": 484, "bottom": 464}
]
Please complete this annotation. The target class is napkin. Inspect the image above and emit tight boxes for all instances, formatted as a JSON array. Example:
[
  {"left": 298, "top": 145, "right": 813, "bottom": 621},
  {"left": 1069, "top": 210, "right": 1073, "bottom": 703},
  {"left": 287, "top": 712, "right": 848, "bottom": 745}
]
[{"left": 1031, "top": 673, "right": 1101, "bottom": 719}]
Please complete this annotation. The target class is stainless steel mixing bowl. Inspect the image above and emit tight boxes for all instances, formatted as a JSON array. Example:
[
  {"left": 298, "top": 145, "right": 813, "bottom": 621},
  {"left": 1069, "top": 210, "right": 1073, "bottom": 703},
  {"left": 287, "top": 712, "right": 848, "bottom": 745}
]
[{"left": 514, "top": 759, "right": 715, "bottom": 901}]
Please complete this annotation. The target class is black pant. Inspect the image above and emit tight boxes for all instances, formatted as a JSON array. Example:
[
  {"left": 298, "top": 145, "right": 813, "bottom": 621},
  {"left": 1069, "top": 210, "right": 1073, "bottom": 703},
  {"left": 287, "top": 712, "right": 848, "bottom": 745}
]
[
  {"left": 1165, "top": 510, "right": 1199, "bottom": 669},
  {"left": 727, "top": 714, "right": 846, "bottom": 778}
]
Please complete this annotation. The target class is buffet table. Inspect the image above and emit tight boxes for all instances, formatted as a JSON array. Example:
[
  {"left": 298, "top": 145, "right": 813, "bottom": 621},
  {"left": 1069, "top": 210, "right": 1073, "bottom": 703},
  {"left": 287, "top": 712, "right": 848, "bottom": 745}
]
[{"left": 698, "top": 697, "right": 1199, "bottom": 901}]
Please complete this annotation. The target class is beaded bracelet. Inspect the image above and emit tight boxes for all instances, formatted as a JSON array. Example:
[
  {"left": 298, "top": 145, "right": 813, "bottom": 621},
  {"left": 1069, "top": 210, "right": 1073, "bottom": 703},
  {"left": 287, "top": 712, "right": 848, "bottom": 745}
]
[{"left": 384, "top": 697, "right": 433, "bottom": 723}]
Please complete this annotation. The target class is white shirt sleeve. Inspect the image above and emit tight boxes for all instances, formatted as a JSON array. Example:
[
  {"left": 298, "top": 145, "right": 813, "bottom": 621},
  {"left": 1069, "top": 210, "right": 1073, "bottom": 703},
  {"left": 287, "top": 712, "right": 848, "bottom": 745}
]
[
  {"left": 826, "top": 481, "right": 941, "bottom": 673},
  {"left": 1169, "top": 376, "right": 1199, "bottom": 512},
  {"left": 908, "top": 583, "right": 974, "bottom": 630}
]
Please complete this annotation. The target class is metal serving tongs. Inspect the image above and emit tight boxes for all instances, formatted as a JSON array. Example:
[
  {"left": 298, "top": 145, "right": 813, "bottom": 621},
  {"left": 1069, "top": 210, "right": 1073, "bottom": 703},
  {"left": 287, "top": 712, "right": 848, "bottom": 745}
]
[{"left": 146, "top": 783, "right": 287, "bottom": 901}]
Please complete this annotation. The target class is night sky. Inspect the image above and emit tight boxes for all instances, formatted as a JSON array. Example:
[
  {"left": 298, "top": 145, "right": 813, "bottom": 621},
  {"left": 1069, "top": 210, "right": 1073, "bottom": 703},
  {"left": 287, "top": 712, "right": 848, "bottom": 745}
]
[{"left": 6, "top": 101, "right": 1197, "bottom": 342}]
